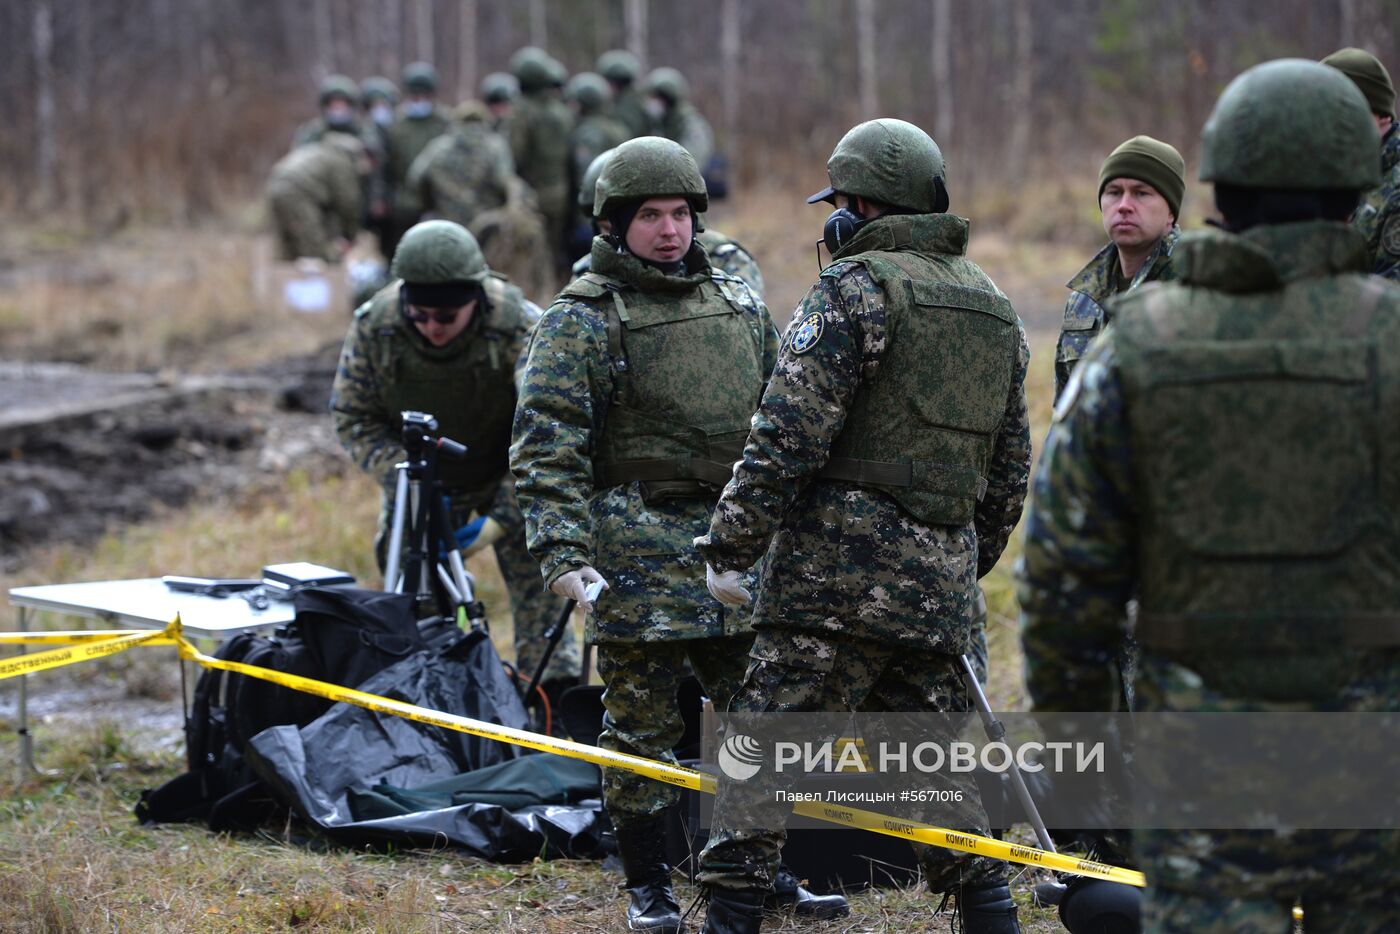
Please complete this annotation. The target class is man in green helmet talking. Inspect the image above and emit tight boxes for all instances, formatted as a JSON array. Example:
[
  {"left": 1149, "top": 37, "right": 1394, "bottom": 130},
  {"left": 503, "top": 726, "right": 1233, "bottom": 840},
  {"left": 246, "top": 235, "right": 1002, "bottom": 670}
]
[
  {"left": 693, "top": 118, "right": 1030, "bottom": 933},
  {"left": 330, "top": 219, "right": 580, "bottom": 705}
]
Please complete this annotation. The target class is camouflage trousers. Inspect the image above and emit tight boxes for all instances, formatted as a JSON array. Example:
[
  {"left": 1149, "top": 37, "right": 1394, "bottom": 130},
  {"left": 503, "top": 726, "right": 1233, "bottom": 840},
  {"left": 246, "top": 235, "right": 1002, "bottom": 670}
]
[
  {"left": 697, "top": 627, "right": 1007, "bottom": 894},
  {"left": 268, "top": 182, "right": 333, "bottom": 262},
  {"left": 375, "top": 490, "right": 580, "bottom": 684},
  {"left": 594, "top": 633, "right": 754, "bottom": 826},
  {"left": 1133, "top": 653, "right": 1400, "bottom": 933}
]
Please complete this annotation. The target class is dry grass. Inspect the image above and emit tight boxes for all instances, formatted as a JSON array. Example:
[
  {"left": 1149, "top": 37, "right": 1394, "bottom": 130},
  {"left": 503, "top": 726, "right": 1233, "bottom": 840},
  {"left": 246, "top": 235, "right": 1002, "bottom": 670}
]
[{"left": 1, "top": 200, "right": 1081, "bottom": 932}]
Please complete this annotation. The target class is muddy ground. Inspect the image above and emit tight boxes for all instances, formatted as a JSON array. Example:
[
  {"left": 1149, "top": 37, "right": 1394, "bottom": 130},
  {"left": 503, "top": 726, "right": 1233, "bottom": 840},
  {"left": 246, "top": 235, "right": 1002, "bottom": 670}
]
[{"left": 0, "top": 350, "right": 343, "bottom": 573}]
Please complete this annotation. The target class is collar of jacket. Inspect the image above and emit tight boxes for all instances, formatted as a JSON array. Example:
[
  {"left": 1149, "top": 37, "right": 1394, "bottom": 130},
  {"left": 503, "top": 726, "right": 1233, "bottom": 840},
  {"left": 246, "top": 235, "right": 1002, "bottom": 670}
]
[
  {"left": 589, "top": 238, "right": 712, "bottom": 293},
  {"left": 1066, "top": 225, "right": 1180, "bottom": 301},
  {"left": 1382, "top": 123, "right": 1400, "bottom": 177},
  {"left": 831, "top": 212, "right": 970, "bottom": 263},
  {"left": 1173, "top": 221, "right": 1370, "bottom": 293}
]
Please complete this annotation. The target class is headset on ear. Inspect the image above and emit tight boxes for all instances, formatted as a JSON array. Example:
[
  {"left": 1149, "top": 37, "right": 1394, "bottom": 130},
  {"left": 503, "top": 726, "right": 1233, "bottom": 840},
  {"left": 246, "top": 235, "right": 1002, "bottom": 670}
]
[{"left": 933, "top": 176, "right": 950, "bottom": 214}]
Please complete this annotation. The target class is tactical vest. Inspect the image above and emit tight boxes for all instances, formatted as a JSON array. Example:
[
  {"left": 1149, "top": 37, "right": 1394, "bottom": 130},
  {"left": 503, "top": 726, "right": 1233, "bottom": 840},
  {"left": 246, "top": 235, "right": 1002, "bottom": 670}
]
[
  {"left": 373, "top": 275, "right": 525, "bottom": 498},
  {"left": 1115, "top": 225, "right": 1400, "bottom": 675},
  {"left": 819, "top": 249, "right": 1018, "bottom": 527},
  {"left": 558, "top": 245, "right": 766, "bottom": 499}
]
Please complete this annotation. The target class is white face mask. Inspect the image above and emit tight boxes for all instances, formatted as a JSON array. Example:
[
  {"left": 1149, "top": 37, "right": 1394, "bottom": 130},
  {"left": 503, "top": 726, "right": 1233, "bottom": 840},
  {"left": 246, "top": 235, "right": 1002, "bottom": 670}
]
[
  {"left": 644, "top": 97, "right": 667, "bottom": 121},
  {"left": 405, "top": 100, "right": 433, "bottom": 119},
  {"left": 371, "top": 103, "right": 394, "bottom": 126}
]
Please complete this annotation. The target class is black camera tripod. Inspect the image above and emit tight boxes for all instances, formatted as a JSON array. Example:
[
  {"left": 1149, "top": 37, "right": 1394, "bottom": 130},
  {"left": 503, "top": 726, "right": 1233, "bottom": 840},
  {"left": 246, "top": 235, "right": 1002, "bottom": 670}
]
[{"left": 382, "top": 410, "right": 485, "bottom": 625}]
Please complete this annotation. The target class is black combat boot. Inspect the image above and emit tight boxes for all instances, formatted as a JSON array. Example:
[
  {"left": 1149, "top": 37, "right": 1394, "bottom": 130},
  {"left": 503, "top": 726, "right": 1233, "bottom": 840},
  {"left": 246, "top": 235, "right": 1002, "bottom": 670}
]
[
  {"left": 959, "top": 877, "right": 1022, "bottom": 934},
  {"left": 766, "top": 864, "right": 850, "bottom": 919},
  {"left": 614, "top": 815, "right": 683, "bottom": 933},
  {"left": 700, "top": 887, "right": 766, "bottom": 934}
]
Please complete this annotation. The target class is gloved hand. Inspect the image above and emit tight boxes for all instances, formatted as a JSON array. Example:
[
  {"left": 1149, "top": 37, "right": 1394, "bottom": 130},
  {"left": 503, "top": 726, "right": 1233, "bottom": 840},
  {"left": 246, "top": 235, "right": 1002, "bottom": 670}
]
[
  {"left": 551, "top": 565, "right": 608, "bottom": 610},
  {"left": 706, "top": 563, "right": 751, "bottom": 607},
  {"left": 454, "top": 515, "right": 505, "bottom": 557}
]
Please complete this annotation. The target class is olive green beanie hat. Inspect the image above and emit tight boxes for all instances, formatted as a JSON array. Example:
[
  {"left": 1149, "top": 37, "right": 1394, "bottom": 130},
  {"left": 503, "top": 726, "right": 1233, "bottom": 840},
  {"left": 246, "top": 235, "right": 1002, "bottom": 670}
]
[
  {"left": 1097, "top": 135, "right": 1186, "bottom": 218},
  {"left": 1321, "top": 47, "right": 1396, "bottom": 119}
]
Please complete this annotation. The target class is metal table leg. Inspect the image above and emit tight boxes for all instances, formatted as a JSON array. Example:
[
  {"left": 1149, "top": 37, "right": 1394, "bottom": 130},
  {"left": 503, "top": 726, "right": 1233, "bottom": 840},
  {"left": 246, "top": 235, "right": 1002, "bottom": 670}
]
[{"left": 17, "top": 605, "right": 36, "bottom": 780}]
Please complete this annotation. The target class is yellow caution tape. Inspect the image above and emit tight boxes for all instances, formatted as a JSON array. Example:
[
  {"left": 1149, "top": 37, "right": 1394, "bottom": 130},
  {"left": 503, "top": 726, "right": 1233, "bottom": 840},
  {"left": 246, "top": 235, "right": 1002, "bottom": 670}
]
[
  {"left": 172, "top": 621, "right": 1146, "bottom": 887},
  {"left": 0, "top": 630, "right": 178, "bottom": 646},
  {"left": 0, "top": 625, "right": 173, "bottom": 679},
  {"left": 1, "top": 617, "right": 1145, "bottom": 886}
]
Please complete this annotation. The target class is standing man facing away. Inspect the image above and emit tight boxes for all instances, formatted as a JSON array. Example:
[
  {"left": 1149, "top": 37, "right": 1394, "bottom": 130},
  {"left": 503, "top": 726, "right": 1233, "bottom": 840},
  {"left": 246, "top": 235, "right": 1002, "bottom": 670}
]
[
  {"left": 1323, "top": 46, "right": 1400, "bottom": 281},
  {"left": 513, "top": 137, "right": 844, "bottom": 933},
  {"left": 1018, "top": 60, "right": 1399, "bottom": 932},
  {"left": 508, "top": 47, "right": 575, "bottom": 274},
  {"left": 694, "top": 118, "right": 1030, "bottom": 934},
  {"left": 1055, "top": 135, "right": 1184, "bottom": 401},
  {"left": 598, "top": 49, "right": 651, "bottom": 139},
  {"left": 330, "top": 219, "right": 580, "bottom": 706}
]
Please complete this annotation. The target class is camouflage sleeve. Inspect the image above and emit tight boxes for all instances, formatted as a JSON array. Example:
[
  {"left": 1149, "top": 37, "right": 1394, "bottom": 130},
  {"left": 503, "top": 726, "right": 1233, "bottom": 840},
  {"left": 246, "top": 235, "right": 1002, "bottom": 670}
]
[
  {"left": 405, "top": 145, "right": 434, "bottom": 215},
  {"left": 1374, "top": 204, "right": 1400, "bottom": 282},
  {"left": 1015, "top": 334, "right": 1137, "bottom": 712},
  {"left": 331, "top": 158, "right": 361, "bottom": 242},
  {"left": 678, "top": 111, "right": 715, "bottom": 169},
  {"left": 696, "top": 267, "right": 880, "bottom": 573},
  {"left": 510, "top": 299, "right": 614, "bottom": 586},
  {"left": 329, "top": 312, "right": 401, "bottom": 489},
  {"left": 975, "top": 321, "right": 1031, "bottom": 578}
]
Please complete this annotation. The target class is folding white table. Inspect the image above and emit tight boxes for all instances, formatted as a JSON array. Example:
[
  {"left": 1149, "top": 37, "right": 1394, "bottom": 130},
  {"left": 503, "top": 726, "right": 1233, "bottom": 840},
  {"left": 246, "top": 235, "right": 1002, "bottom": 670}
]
[{"left": 6, "top": 578, "right": 297, "bottom": 779}]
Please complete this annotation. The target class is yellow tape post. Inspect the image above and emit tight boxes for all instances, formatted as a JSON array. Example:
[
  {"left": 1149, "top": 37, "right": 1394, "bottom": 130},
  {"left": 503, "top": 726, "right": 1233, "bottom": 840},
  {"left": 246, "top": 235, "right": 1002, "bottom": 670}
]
[{"left": 173, "top": 625, "right": 1145, "bottom": 888}]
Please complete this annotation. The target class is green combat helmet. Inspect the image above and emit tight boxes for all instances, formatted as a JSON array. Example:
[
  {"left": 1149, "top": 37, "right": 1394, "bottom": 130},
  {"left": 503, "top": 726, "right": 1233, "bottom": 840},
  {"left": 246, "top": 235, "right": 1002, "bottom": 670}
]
[
  {"left": 807, "top": 118, "right": 947, "bottom": 213},
  {"left": 594, "top": 136, "right": 708, "bottom": 217},
  {"left": 510, "top": 47, "right": 556, "bottom": 94},
  {"left": 643, "top": 67, "right": 690, "bottom": 104},
  {"left": 359, "top": 76, "right": 398, "bottom": 107},
  {"left": 391, "top": 220, "right": 490, "bottom": 285},
  {"left": 319, "top": 74, "right": 359, "bottom": 106},
  {"left": 480, "top": 72, "right": 519, "bottom": 104},
  {"left": 402, "top": 61, "right": 439, "bottom": 94},
  {"left": 579, "top": 148, "right": 617, "bottom": 212},
  {"left": 1200, "top": 58, "right": 1380, "bottom": 191},
  {"left": 597, "top": 49, "right": 641, "bottom": 85},
  {"left": 567, "top": 72, "right": 612, "bottom": 113},
  {"left": 546, "top": 55, "right": 569, "bottom": 89}
]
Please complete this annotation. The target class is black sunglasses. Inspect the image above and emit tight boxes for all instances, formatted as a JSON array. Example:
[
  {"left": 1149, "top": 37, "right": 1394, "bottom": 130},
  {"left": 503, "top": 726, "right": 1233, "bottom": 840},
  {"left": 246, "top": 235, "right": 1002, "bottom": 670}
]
[{"left": 402, "top": 305, "right": 463, "bottom": 325}]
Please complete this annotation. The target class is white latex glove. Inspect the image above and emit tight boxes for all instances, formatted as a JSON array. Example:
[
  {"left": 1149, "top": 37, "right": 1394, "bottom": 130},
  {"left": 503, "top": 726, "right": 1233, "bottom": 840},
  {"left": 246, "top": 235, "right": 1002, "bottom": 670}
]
[
  {"left": 706, "top": 563, "right": 752, "bottom": 607},
  {"left": 551, "top": 565, "right": 608, "bottom": 610}
]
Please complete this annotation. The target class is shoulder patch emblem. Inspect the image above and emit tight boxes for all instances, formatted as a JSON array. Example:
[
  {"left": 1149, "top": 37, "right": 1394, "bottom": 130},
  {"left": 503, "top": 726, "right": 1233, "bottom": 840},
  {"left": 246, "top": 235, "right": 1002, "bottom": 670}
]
[
  {"left": 1383, "top": 215, "right": 1400, "bottom": 257},
  {"left": 788, "top": 311, "right": 825, "bottom": 355}
]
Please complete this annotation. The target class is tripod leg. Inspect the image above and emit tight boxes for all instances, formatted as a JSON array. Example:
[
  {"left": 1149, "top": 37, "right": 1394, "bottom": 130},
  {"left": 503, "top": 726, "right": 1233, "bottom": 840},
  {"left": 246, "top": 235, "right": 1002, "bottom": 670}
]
[
  {"left": 383, "top": 467, "right": 410, "bottom": 592},
  {"left": 523, "top": 599, "right": 577, "bottom": 703}
]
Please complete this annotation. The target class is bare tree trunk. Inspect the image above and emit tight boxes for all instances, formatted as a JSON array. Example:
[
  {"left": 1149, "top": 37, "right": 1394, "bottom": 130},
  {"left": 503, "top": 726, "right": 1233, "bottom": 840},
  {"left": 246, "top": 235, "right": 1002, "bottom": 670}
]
[
  {"left": 380, "top": 0, "right": 399, "bottom": 76},
  {"left": 313, "top": 0, "right": 333, "bottom": 77},
  {"left": 626, "top": 0, "right": 648, "bottom": 69},
  {"left": 855, "top": 0, "right": 877, "bottom": 118},
  {"left": 34, "top": 0, "right": 56, "bottom": 209},
  {"left": 931, "top": 0, "right": 953, "bottom": 143},
  {"left": 1339, "top": 0, "right": 1358, "bottom": 47},
  {"left": 459, "top": 0, "right": 478, "bottom": 100},
  {"left": 530, "top": 0, "right": 547, "bottom": 49},
  {"left": 1007, "top": 0, "right": 1033, "bottom": 178},
  {"left": 721, "top": 0, "right": 740, "bottom": 149},
  {"left": 414, "top": 0, "right": 433, "bottom": 63}
]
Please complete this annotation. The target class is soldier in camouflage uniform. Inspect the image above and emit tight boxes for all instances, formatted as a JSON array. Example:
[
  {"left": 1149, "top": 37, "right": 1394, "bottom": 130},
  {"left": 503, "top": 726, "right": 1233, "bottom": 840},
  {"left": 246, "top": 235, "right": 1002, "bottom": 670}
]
[
  {"left": 508, "top": 47, "right": 575, "bottom": 274},
  {"left": 598, "top": 49, "right": 651, "bottom": 139},
  {"left": 407, "top": 101, "right": 516, "bottom": 231},
  {"left": 1055, "top": 135, "right": 1185, "bottom": 402},
  {"left": 695, "top": 119, "right": 1030, "bottom": 934},
  {"left": 266, "top": 131, "right": 366, "bottom": 262},
  {"left": 1323, "top": 47, "right": 1400, "bottom": 281},
  {"left": 481, "top": 71, "right": 519, "bottom": 135},
  {"left": 513, "top": 137, "right": 842, "bottom": 933},
  {"left": 1018, "top": 60, "right": 1400, "bottom": 933},
  {"left": 565, "top": 72, "right": 631, "bottom": 258},
  {"left": 571, "top": 148, "right": 766, "bottom": 300},
  {"left": 643, "top": 67, "right": 714, "bottom": 172},
  {"left": 330, "top": 220, "right": 580, "bottom": 698},
  {"left": 292, "top": 74, "right": 361, "bottom": 148},
  {"left": 382, "top": 62, "right": 452, "bottom": 261}
]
